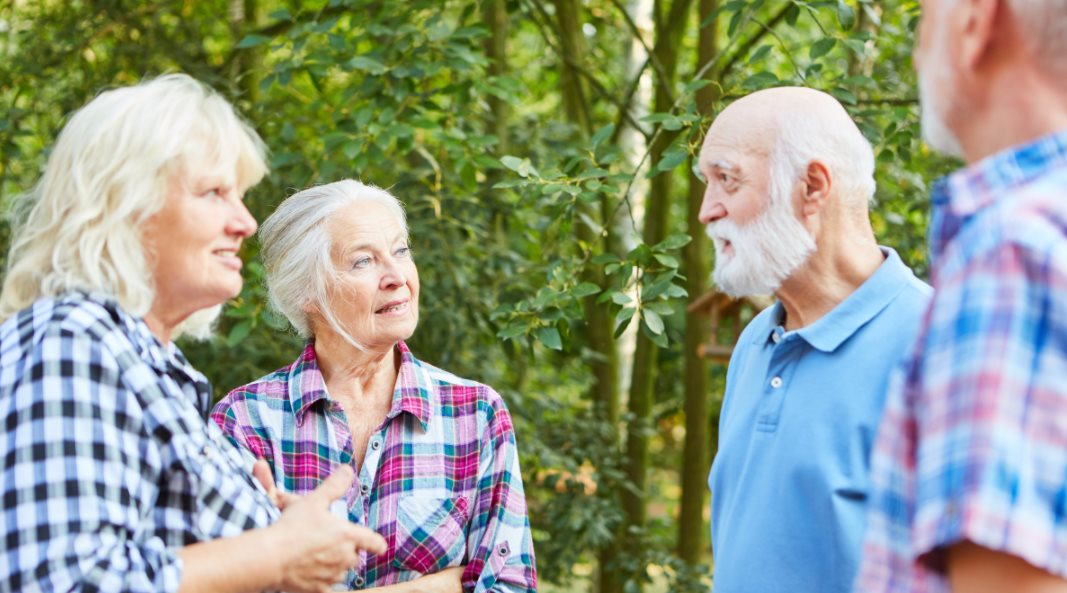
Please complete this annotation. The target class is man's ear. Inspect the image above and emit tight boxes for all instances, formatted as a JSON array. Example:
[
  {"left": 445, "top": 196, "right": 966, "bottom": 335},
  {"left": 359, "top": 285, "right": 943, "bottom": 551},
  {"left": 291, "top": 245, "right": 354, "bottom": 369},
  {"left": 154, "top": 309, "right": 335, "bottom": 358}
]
[
  {"left": 800, "top": 160, "right": 831, "bottom": 217},
  {"left": 958, "top": 0, "right": 1002, "bottom": 73}
]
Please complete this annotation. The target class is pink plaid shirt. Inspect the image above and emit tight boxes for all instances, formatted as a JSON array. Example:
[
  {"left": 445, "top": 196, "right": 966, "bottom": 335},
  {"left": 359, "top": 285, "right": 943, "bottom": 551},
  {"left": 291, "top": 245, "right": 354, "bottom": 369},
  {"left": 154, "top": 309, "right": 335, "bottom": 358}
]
[{"left": 212, "top": 341, "right": 537, "bottom": 592}]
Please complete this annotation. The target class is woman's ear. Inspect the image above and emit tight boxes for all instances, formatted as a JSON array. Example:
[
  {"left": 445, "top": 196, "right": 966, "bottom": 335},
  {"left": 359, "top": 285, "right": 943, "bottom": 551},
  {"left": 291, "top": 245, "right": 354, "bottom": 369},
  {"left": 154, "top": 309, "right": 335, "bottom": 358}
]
[{"left": 800, "top": 160, "right": 832, "bottom": 217}]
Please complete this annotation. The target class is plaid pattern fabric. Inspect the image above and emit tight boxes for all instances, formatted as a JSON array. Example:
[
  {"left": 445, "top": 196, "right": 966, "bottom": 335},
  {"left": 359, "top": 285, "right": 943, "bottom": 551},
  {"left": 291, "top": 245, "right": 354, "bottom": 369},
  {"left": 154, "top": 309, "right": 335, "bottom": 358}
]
[
  {"left": 855, "top": 130, "right": 1067, "bottom": 592},
  {"left": 212, "top": 341, "right": 537, "bottom": 593},
  {"left": 0, "top": 292, "right": 278, "bottom": 593}
]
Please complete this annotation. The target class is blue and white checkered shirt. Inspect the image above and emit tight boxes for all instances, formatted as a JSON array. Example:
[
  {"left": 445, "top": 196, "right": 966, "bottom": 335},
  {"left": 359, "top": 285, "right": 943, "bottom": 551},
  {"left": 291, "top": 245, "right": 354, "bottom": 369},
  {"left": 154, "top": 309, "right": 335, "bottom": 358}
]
[
  {"left": 856, "top": 129, "right": 1067, "bottom": 592},
  {"left": 0, "top": 292, "right": 278, "bottom": 593}
]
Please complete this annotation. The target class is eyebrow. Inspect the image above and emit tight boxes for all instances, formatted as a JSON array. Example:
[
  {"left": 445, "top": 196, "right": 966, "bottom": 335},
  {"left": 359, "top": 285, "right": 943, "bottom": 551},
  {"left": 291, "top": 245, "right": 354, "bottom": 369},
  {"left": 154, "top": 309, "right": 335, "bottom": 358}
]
[{"left": 707, "top": 159, "right": 738, "bottom": 172}]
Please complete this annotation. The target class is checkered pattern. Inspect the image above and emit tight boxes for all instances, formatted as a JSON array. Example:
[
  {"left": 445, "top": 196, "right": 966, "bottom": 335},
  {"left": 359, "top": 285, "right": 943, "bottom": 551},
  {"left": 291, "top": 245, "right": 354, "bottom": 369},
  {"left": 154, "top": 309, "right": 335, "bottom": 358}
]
[
  {"left": 855, "top": 130, "right": 1067, "bottom": 592},
  {"left": 212, "top": 341, "right": 537, "bottom": 593},
  {"left": 0, "top": 292, "right": 278, "bottom": 593}
]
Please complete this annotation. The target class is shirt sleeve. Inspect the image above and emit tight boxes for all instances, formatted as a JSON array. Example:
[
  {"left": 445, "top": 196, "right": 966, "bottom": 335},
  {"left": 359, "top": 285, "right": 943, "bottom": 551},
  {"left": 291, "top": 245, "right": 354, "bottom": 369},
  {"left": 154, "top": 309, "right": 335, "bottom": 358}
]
[
  {"left": 462, "top": 392, "right": 538, "bottom": 593},
  {"left": 911, "top": 235, "right": 1067, "bottom": 577},
  {"left": 0, "top": 326, "right": 182, "bottom": 593}
]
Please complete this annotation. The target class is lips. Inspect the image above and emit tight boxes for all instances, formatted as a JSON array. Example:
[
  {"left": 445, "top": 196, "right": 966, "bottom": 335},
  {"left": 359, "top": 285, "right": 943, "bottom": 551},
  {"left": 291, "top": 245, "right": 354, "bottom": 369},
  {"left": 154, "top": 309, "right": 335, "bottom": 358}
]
[
  {"left": 213, "top": 247, "right": 243, "bottom": 270},
  {"left": 375, "top": 299, "right": 409, "bottom": 315}
]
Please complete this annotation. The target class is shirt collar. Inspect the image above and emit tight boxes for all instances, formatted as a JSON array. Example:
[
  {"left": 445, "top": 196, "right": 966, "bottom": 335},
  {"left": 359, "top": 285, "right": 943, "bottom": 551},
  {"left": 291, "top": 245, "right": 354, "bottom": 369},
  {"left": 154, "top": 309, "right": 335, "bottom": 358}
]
[
  {"left": 929, "top": 128, "right": 1067, "bottom": 259},
  {"left": 288, "top": 340, "right": 433, "bottom": 431},
  {"left": 751, "top": 247, "right": 917, "bottom": 353},
  {"left": 77, "top": 291, "right": 211, "bottom": 413}
]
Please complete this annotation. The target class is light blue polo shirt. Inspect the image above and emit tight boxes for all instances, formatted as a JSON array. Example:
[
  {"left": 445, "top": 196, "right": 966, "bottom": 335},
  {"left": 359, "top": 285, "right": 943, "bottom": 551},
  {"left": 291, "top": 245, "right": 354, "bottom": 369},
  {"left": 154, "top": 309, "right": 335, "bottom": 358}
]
[{"left": 708, "top": 247, "right": 931, "bottom": 593}]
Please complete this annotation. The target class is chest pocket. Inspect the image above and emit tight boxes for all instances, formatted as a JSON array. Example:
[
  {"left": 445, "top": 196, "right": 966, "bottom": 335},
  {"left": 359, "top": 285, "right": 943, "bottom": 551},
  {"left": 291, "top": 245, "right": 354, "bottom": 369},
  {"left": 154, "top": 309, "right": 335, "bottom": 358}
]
[{"left": 392, "top": 496, "right": 470, "bottom": 574}]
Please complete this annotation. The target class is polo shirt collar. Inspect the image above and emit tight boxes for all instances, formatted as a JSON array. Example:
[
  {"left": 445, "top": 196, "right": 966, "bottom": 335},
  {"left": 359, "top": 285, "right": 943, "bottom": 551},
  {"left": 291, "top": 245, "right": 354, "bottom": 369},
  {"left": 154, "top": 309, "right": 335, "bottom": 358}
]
[
  {"left": 751, "top": 247, "right": 915, "bottom": 353},
  {"left": 288, "top": 340, "right": 432, "bottom": 431}
]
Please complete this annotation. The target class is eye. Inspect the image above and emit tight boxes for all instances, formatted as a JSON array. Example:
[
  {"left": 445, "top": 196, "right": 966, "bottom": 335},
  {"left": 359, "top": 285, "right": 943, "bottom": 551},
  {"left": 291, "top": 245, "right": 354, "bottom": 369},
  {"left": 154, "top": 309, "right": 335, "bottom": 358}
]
[
  {"left": 201, "top": 187, "right": 223, "bottom": 199},
  {"left": 395, "top": 246, "right": 412, "bottom": 258},
  {"left": 352, "top": 256, "right": 372, "bottom": 270}
]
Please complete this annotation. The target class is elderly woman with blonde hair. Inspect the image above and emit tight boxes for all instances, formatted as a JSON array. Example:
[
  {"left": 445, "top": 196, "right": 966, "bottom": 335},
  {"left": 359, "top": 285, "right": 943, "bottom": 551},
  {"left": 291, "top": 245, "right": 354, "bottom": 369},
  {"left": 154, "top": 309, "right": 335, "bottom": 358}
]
[
  {"left": 0, "top": 74, "right": 385, "bottom": 593},
  {"left": 212, "top": 180, "right": 537, "bottom": 593}
]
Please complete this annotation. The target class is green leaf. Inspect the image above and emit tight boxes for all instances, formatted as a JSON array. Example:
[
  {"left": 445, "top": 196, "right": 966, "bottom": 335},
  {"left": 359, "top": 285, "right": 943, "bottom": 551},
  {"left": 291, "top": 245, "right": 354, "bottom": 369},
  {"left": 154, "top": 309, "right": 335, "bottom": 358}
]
[
  {"left": 591, "top": 124, "right": 615, "bottom": 149},
  {"left": 614, "top": 307, "right": 636, "bottom": 337},
  {"left": 810, "top": 38, "right": 836, "bottom": 60},
  {"left": 226, "top": 320, "right": 252, "bottom": 347},
  {"left": 235, "top": 34, "right": 270, "bottom": 49},
  {"left": 611, "top": 292, "right": 632, "bottom": 305},
  {"left": 535, "top": 326, "right": 563, "bottom": 350},
  {"left": 836, "top": 0, "right": 856, "bottom": 30},
  {"left": 748, "top": 44, "right": 773, "bottom": 64},
  {"left": 741, "top": 71, "right": 778, "bottom": 91},
  {"left": 347, "top": 56, "right": 387, "bottom": 74},
  {"left": 497, "top": 322, "right": 528, "bottom": 340},
  {"left": 653, "top": 253, "right": 679, "bottom": 268},
  {"left": 572, "top": 282, "right": 601, "bottom": 298},
  {"left": 655, "top": 233, "right": 692, "bottom": 250},
  {"left": 642, "top": 309, "right": 665, "bottom": 335},
  {"left": 656, "top": 150, "right": 688, "bottom": 172},
  {"left": 590, "top": 253, "right": 621, "bottom": 265}
]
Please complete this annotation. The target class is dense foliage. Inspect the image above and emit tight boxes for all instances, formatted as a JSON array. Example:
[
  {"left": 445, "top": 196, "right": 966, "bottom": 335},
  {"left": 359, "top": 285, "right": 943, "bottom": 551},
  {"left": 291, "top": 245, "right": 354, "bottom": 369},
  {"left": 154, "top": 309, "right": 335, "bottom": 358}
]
[{"left": 1, "top": 1, "right": 957, "bottom": 590}]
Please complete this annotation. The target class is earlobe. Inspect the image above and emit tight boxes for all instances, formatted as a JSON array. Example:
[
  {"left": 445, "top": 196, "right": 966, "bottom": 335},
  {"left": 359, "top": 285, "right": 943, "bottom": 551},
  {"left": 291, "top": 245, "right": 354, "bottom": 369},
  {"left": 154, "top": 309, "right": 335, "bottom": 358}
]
[{"left": 801, "top": 161, "right": 831, "bottom": 217}]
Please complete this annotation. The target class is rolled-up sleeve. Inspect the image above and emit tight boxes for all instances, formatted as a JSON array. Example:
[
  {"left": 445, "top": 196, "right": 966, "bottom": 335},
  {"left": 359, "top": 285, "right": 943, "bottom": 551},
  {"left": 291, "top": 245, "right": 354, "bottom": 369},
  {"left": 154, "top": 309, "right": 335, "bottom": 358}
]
[
  {"left": 0, "top": 327, "right": 181, "bottom": 593},
  {"left": 463, "top": 395, "right": 537, "bottom": 593}
]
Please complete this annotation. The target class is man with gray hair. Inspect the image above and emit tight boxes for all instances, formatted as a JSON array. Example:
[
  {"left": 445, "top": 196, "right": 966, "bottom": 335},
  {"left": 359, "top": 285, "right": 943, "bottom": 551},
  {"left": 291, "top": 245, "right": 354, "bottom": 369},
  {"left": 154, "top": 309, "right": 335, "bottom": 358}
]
[
  {"left": 856, "top": 2, "right": 1067, "bottom": 592},
  {"left": 701, "top": 87, "right": 931, "bottom": 593}
]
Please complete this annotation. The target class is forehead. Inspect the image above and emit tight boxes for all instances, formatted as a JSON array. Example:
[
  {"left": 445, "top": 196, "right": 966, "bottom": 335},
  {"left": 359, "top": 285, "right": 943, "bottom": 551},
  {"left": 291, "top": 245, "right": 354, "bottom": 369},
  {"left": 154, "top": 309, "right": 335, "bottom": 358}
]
[{"left": 328, "top": 200, "right": 405, "bottom": 245}]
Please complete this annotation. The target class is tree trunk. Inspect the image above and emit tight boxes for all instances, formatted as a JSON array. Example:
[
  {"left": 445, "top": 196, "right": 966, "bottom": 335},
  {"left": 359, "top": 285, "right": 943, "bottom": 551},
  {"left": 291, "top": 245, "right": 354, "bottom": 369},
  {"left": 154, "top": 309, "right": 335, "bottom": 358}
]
[
  {"left": 622, "top": 0, "right": 694, "bottom": 590},
  {"left": 677, "top": 0, "right": 717, "bottom": 566},
  {"left": 549, "top": 2, "right": 624, "bottom": 591}
]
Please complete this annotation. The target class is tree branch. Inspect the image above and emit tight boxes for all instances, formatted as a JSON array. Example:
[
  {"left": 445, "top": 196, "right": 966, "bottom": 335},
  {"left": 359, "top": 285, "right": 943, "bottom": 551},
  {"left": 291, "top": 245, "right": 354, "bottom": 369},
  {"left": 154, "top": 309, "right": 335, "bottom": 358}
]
[{"left": 718, "top": 2, "right": 794, "bottom": 80}]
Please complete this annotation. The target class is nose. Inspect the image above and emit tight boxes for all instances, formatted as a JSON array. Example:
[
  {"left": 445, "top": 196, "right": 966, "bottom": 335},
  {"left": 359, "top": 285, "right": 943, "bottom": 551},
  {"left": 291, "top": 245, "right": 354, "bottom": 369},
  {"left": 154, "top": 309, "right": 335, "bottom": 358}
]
[
  {"left": 698, "top": 185, "right": 727, "bottom": 225},
  {"left": 379, "top": 259, "right": 407, "bottom": 290},
  {"left": 226, "top": 197, "right": 258, "bottom": 238}
]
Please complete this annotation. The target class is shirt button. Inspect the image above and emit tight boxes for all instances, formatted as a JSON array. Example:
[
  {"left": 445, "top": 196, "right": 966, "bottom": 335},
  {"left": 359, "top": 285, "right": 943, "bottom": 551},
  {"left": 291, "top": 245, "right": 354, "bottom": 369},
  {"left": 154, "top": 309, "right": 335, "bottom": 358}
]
[
  {"left": 360, "top": 483, "right": 371, "bottom": 496},
  {"left": 370, "top": 439, "right": 381, "bottom": 451},
  {"left": 770, "top": 376, "right": 783, "bottom": 389},
  {"left": 771, "top": 331, "right": 781, "bottom": 344},
  {"left": 497, "top": 543, "right": 510, "bottom": 556},
  {"left": 354, "top": 575, "right": 365, "bottom": 587}
]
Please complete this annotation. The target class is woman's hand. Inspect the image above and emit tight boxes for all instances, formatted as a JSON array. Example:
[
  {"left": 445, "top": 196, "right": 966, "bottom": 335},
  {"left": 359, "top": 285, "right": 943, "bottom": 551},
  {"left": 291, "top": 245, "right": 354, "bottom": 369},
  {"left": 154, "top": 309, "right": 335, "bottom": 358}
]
[{"left": 267, "top": 466, "right": 387, "bottom": 593}]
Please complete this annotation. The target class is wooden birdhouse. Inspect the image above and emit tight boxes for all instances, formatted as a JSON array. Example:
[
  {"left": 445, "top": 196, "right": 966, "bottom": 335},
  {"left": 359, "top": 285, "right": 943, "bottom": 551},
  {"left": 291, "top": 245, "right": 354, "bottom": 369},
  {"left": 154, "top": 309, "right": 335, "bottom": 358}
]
[{"left": 687, "top": 291, "right": 774, "bottom": 363}]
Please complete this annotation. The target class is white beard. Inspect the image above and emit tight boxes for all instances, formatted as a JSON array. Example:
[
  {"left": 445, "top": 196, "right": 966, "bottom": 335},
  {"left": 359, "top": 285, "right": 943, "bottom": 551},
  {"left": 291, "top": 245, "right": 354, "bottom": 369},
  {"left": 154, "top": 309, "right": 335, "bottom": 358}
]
[{"left": 706, "top": 197, "right": 816, "bottom": 298}]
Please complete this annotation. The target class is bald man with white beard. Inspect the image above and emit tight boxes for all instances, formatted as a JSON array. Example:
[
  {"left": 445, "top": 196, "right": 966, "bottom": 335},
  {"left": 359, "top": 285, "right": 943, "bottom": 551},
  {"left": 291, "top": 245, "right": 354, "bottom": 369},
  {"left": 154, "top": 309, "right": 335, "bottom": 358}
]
[{"left": 699, "top": 87, "right": 932, "bottom": 593}]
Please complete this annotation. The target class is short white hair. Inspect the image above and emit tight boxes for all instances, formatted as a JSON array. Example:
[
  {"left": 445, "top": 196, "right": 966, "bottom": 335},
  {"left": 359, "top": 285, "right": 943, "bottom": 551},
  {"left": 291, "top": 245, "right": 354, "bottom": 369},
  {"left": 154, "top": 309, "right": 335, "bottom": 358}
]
[
  {"left": 769, "top": 104, "right": 876, "bottom": 209},
  {"left": 259, "top": 180, "right": 408, "bottom": 345},
  {"left": 0, "top": 73, "right": 267, "bottom": 338},
  {"left": 1007, "top": 0, "right": 1067, "bottom": 77}
]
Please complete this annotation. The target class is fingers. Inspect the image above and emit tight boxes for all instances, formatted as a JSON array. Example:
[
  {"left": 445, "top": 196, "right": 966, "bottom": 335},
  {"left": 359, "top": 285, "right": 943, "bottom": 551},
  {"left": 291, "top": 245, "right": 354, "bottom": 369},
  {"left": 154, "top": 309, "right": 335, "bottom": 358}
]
[
  {"left": 306, "top": 465, "right": 355, "bottom": 504},
  {"left": 347, "top": 524, "right": 387, "bottom": 555},
  {"left": 252, "top": 459, "right": 279, "bottom": 505}
]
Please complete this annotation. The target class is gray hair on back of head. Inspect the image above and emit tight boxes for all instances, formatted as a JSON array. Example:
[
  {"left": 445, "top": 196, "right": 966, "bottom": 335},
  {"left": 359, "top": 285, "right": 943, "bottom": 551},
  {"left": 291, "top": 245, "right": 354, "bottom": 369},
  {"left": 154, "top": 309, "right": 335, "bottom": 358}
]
[
  {"left": 1008, "top": 0, "right": 1067, "bottom": 77},
  {"left": 258, "top": 179, "right": 407, "bottom": 347},
  {"left": 769, "top": 96, "right": 876, "bottom": 210}
]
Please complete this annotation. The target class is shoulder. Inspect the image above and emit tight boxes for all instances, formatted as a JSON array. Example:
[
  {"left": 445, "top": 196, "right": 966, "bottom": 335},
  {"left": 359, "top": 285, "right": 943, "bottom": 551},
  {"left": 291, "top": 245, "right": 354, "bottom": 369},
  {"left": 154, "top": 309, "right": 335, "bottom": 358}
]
[
  {"left": 410, "top": 354, "right": 514, "bottom": 435},
  {"left": 214, "top": 363, "right": 294, "bottom": 415},
  {"left": 1, "top": 294, "right": 131, "bottom": 371}
]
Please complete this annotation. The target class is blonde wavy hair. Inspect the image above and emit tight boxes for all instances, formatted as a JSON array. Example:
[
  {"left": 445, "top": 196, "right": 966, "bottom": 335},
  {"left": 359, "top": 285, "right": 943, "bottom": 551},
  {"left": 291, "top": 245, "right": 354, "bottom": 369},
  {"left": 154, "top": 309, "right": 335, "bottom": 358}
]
[{"left": 0, "top": 73, "right": 267, "bottom": 338}]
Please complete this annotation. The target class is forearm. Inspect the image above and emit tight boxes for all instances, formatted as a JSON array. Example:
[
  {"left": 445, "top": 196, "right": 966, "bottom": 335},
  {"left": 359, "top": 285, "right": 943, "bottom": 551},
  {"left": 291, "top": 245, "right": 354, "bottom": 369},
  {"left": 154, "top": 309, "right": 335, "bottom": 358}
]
[
  {"left": 360, "top": 567, "right": 464, "bottom": 593},
  {"left": 177, "top": 528, "right": 281, "bottom": 593},
  {"left": 948, "top": 541, "right": 1067, "bottom": 593}
]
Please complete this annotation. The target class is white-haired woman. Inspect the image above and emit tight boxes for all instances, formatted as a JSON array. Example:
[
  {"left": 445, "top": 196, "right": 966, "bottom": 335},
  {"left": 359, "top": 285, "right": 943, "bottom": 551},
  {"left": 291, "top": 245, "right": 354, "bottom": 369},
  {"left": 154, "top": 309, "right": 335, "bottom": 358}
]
[
  {"left": 212, "top": 180, "right": 537, "bottom": 593},
  {"left": 0, "top": 75, "right": 385, "bottom": 593}
]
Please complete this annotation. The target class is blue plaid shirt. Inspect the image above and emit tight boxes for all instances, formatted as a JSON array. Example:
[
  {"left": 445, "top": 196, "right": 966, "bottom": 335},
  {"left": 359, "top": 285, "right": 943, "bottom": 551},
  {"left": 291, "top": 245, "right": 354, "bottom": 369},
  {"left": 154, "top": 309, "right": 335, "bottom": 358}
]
[
  {"left": 0, "top": 292, "right": 278, "bottom": 593},
  {"left": 856, "top": 130, "right": 1067, "bottom": 592}
]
